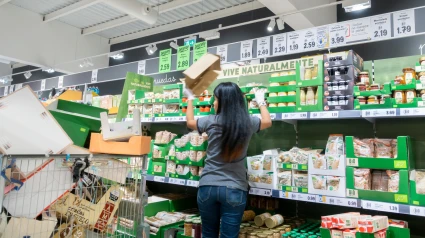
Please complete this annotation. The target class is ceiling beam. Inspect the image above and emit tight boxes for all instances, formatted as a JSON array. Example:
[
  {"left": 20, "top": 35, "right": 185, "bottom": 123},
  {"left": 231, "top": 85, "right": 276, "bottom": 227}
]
[
  {"left": 0, "top": 0, "right": 12, "bottom": 7},
  {"left": 43, "top": 0, "right": 102, "bottom": 23},
  {"left": 82, "top": 0, "right": 203, "bottom": 36},
  {"left": 109, "top": 1, "right": 264, "bottom": 44}
]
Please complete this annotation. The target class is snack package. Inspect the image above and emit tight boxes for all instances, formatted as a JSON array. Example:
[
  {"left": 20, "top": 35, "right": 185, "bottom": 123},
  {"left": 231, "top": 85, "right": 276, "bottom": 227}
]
[
  {"left": 248, "top": 173, "right": 260, "bottom": 182},
  {"left": 189, "top": 166, "right": 198, "bottom": 176},
  {"left": 354, "top": 169, "right": 371, "bottom": 190},
  {"left": 160, "top": 131, "right": 171, "bottom": 144},
  {"left": 196, "top": 151, "right": 206, "bottom": 161},
  {"left": 277, "top": 170, "right": 292, "bottom": 186},
  {"left": 278, "top": 151, "right": 292, "bottom": 163},
  {"left": 312, "top": 175, "right": 326, "bottom": 190},
  {"left": 414, "top": 170, "right": 425, "bottom": 194},
  {"left": 143, "top": 104, "right": 153, "bottom": 114},
  {"left": 167, "top": 161, "right": 176, "bottom": 174},
  {"left": 374, "top": 139, "right": 392, "bottom": 158},
  {"left": 354, "top": 138, "right": 374, "bottom": 157},
  {"left": 155, "top": 131, "right": 163, "bottom": 143},
  {"left": 391, "top": 139, "right": 398, "bottom": 158},
  {"left": 371, "top": 170, "right": 389, "bottom": 192},
  {"left": 189, "top": 150, "right": 197, "bottom": 162},
  {"left": 386, "top": 170, "right": 399, "bottom": 192},
  {"left": 260, "top": 173, "right": 273, "bottom": 184},
  {"left": 153, "top": 104, "right": 163, "bottom": 114},
  {"left": 326, "top": 176, "right": 341, "bottom": 191},
  {"left": 263, "top": 156, "right": 272, "bottom": 170},
  {"left": 325, "top": 134, "right": 344, "bottom": 155},
  {"left": 293, "top": 171, "right": 308, "bottom": 187},
  {"left": 358, "top": 216, "right": 389, "bottom": 233},
  {"left": 326, "top": 155, "right": 340, "bottom": 170},
  {"left": 176, "top": 165, "right": 189, "bottom": 175},
  {"left": 169, "top": 145, "right": 176, "bottom": 157},
  {"left": 176, "top": 152, "right": 187, "bottom": 161},
  {"left": 311, "top": 153, "right": 326, "bottom": 169},
  {"left": 343, "top": 230, "right": 357, "bottom": 238},
  {"left": 248, "top": 156, "right": 262, "bottom": 170},
  {"left": 164, "top": 104, "right": 179, "bottom": 113}
]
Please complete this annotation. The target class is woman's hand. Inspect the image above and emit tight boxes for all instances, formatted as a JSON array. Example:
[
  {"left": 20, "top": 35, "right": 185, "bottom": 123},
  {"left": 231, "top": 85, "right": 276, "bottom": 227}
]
[
  {"left": 254, "top": 91, "right": 265, "bottom": 104},
  {"left": 184, "top": 88, "right": 195, "bottom": 101},
  {"left": 184, "top": 87, "right": 197, "bottom": 130}
]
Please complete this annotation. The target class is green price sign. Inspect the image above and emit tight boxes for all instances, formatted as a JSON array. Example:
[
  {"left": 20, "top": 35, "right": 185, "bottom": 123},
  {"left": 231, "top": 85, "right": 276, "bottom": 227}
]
[
  {"left": 177, "top": 45, "right": 190, "bottom": 70},
  {"left": 159, "top": 48, "right": 172, "bottom": 73},
  {"left": 193, "top": 41, "right": 207, "bottom": 63}
]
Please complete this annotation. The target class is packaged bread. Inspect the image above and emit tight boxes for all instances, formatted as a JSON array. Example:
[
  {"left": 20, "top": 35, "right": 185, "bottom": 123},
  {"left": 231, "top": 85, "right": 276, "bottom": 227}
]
[
  {"left": 155, "top": 131, "right": 163, "bottom": 143},
  {"left": 143, "top": 104, "right": 153, "bottom": 114},
  {"left": 189, "top": 166, "right": 199, "bottom": 176},
  {"left": 164, "top": 104, "right": 179, "bottom": 113},
  {"left": 176, "top": 152, "right": 186, "bottom": 161},
  {"left": 391, "top": 139, "right": 398, "bottom": 158},
  {"left": 277, "top": 170, "right": 292, "bottom": 186},
  {"left": 260, "top": 173, "right": 273, "bottom": 184},
  {"left": 414, "top": 170, "right": 425, "bottom": 194},
  {"left": 154, "top": 164, "right": 163, "bottom": 172},
  {"left": 312, "top": 175, "right": 326, "bottom": 190},
  {"left": 196, "top": 151, "right": 206, "bottom": 161},
  {"left": 311, "top": 153, "right": 326, "bottom": 169},
  {"left": 263, "top": 156, "right": 272, "bottom": 170},
  {"left": 293, "top": 171, "right": 308, "bottom": 187},
  {"left": 354, "top": 169, "right": 371, "bottom": 190},
  {"left": 354, "top": 138, "right": 374, "bottom": 157},
  {"left": 372, "top": 170, "right": 389, "bottom": 192},
  {"left": 325, "top": 134, "right": 344, "bottom": 155},
  {"left": 248, "top": 156, "right": 262, "bottom": 170},
  {"left": 326, "top": 155, "right": 340, "bottom": 170},
  {"left": 176, "top": 165, "right": 189, "bottom": 175},
  {"left": 326, "top": 176, "right": 340, "bottom": 191},
  {"left": 160, "top": 131, "right": 171, "bottom": 144},
  {"left": 278, "top": 151, "right": 292, "bottom": 163},
  {"left": 248, "top": 173, "right": 260, "bottom": 182},
  {"left": 189, "top": 150, "right": 197, "bottom": 162},
  {"left": 167, "top": 160, "right": 176, "bottom": 174},
  {"left": 374, "top": 139, "right": 392, "bottom": 158},
  {"left": 168, "top": 145, "right": 176, "bottom": 156},
  {"left": 386, "top": 170, "right": 399, "bottom": 192}
]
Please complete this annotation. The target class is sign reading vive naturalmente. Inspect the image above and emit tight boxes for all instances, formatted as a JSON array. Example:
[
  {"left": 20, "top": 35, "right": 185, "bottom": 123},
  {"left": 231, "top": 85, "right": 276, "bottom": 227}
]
[{"left": 116, "top": 72, "right": 153, "bottom": 121}]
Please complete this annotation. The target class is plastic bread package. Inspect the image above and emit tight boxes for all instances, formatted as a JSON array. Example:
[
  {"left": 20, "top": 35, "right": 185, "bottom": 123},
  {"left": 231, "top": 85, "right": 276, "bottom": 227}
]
[
  {"left": 263, "top": 156, "right": 272, "bottom": 171},
  {"left": 248, "top": 156, "right": 263, "bottom": 171},
  {"left": 353, "top": 138, "right": 374, "bottom": 157},
  {"left": 311, "top": 153, "right": 326, "bottom": 169},
  {"left": 354, "top": 168, "right": 371, "bottom": 190},
  {"left": 326, "top": 155, "right": 340, "bottom": 170},
  {"left": 154, "top": 93, "right": 163, "bottom": 99},
  {"left": 153, "top": 164, "right": 163, "bottom": 173},
  {"left": 259, "top": 172, "right": 273, "bottom": 185},
  {"left": 153, "top": 104, "right": 163, "bottom": 114},
  {"left": 374, "top": 139, "right": 392, "bottom": 158},
  {"left": 166, "top": 160, "right": 176, "bottom": 174},
  {"left": 168, "top": 145, "right": 176, "bottom": 156},
  {"left": 325, "top": 134, "right": 344, "bottom": 156},
  {"left": 196, "top": 151, "right": 206, "bottom": 161},
  {"left": 371, "top": 170, "right": 389, "bottom": 192},
  {"left": 391, "top": 139, "right": 398, "bottom": 158},
  {"left": 164, "top": 104, "right": 179, "bottom": 113},
  {"left": 176, "top": 151, "right": 187, "bottom": 161},
  {"left": 386, "top": 170, "right": 399, "bottom": 192},
  {"left": 293, "top": 171, "right": 308, "bottom": 187},
  {"left": 143, "top": 104, "right": 153, "bottom": 114},
  {"left": 189, "top": 150, "right": 197, "bottom": 162},
  {"left": 312, "top": 175, "right": 326, "bottom": 190},
  {"left": 160, "top": 131, "right": 171, "bottom": 144},
  {"left": 155, "top": 131, "right": 163, "bottom": 143},
  {"left": 326, "top": 176, "right": 341, "bottom": 191},
  {"left": 414, "top": 170, "right": 425, "bottom": 194},
  {"left": 277, "top": 169, "right": 292, "bottom": 186},
  {"left": 278, "top": 151, "right": 292, "bottom": 163},
  {"left": 176, "top": 165, "right": 189, "bottom": 175}
]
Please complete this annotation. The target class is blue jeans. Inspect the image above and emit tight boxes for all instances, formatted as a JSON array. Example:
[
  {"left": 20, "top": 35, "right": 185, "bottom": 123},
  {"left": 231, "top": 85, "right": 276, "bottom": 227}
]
[{"left": 197, "top": 186, "right": 247, "bottom": 238}]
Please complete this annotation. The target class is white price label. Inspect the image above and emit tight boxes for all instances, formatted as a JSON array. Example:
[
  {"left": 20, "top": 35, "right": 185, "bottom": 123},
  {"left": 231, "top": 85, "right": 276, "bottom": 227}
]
[
  {"left": 347, "top": 18, "right": 371, "bottom": 43},
  {"left": 168, "top": 178, "right": 186, "bottom": 186},
  {"left": 320, "top": 196, "right": 358, "bottom": 208},
  {"left": 58, "top": 76, "right": 64, "bottom": 88},
  {"left": 282, "top": 112, "right": 308, "bottom": 120},
  {"left": 137, "top": 60, "right": 146, "bottom": 75},
  {"left": 256, "top": 37, "right": 271, "bottom": 57},
  {"left": 362, "top": 200, "right": 399, "bottom": 213},
  {"left": 8, "top": 85, "right": 14, "bottom": 94},
  {"left": 176, "top": 116, "right": 186, "bottom": 122},
  {"left": 279, "top": 191, "right": 297, "bottom": 200},
  {"left": 346, "top": 189, "right": 359, "bottom": 198},
  {"left": 287, "top": 32, "right": 301, "bottom": 53},
  {"left": 329, "top": 23, "right": 347, "bottom": 47},
  {"left": 316, "top": 26, "right": 329, "bottom": 49},
  {"left": 301, "top": 28, "right": 318, "bottom": 51},
  {"left": 187, "top": 180, "right": 199, "bottom": 187},
  {"left": 3, "top": 86, "right": 8, "bottom": 96},
  {"left": 291, "top": 164, "right": 298, "bottom": 170},
  {"left": 249, "top": 188, "right": 272, "bottom": 197},
  {"left": 370, "top": 14, "right": 391, "bottom": 40},
  {"left": 346, "top": 158, "right": 359, "bottom": 167},
  {"left": 400, "top": 108, "right": 425, "bottom": 116},
  {"left": 410, "top": 205, "right": 425, "bottom": 217},
  {"left": 41, "top": 79, "right": 46, "bottom": 90},
  {"left": 217, "top": 45, "right": 228, "bottom": 63},
  {"left": 297, "top": 193, "right": 317, "bottom": 202},
  {"left": 240, "top": 40, "right": 253, "bottom": 60},
  {"left": 91, "top": 69, "right": 98, "bottom": 83},
  {"left": 362, "top": 109, "right": 396, "bottom": 117},
  {"left": 272, "top": 33, "right": 287, "bottom": 56},
  {"left": 310, "top": 111, "right": 339, "bottom": 119},
  {"left": 393, "top": 9, "right": 415, "bottom": 37},
  {"left": 15, "top": 83, "right": 23, "bottom": 90},
  {"left": 142, "top": 117, "right": 153, "bottom": 122},
  {"left": 153, "top": 176, "right": 165, "bottom": 183},
  {"left": 291, "top": 186, "right": 298, "bottom": 192}
]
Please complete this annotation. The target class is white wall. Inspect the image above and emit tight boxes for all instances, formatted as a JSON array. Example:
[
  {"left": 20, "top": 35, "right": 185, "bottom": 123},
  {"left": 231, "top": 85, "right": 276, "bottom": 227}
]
[{"left": 0, "top": 4, "right": 110, "bottom": 74}]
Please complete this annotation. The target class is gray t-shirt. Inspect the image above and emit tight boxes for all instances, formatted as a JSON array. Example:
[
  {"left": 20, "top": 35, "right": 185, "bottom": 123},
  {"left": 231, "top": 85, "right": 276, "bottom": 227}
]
[{"left": 197, "top": 115, "right": 261, "bottom": 191}]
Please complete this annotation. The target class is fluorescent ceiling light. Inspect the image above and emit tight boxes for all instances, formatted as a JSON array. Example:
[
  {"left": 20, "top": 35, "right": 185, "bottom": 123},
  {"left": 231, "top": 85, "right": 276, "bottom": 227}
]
[
  {"left": 343, "top": 0, "right": 371, "bottom": 12},
  {"left": 170, "top": 40, "right": 179, "bottom": 50},
  {"left": 109, "top": 52, "right": 124, "bottom": 59},
  {"left": 42, "top": 68, "right": 55, "bottom": 73},
  {"left": 146, "top": 44, "right": 157, "bottom": 55},
  {"left": 24, "top": 71, "right": 32, "bottom": 79},
  {"left": 276, "top": 17, "right": 285, "bottom": 30},
  {"left": 199, "top": 30, "right": 220, "bottom": 40},
  {"left": 267, "top": 19, "right": 276, "bottom": 32}
]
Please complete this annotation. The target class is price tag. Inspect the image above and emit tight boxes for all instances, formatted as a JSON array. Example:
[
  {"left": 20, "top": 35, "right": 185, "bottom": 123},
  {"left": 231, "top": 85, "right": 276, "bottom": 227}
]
[
  {"left": 280, "top": 191, "right": 297, "bottom": 200},
  {"left": 346, "top": 189, "right": 359, "bottom": 198},
  {"left": 256, "top": 37, "right": 271, "bottom": 58},
  {"left": 291, "top": 164, "right": 298, "bottom": 170},
  {"left": 410, "top": 205, "right": 425, "bottom": 217},
  {"left": 177, "top": 45, "right": 190, "bottom": 70},
  {"left": 282, "top": 112, "right": 308, "bottom": 120},
  {"left": 362, "top": 109, "right": 396, "bottom": 117},
  {"left": 249, "top": 188, "right": 272, "bottom": 197},
  {"left": 393, "top": 9, "right": 415, "bottom": 38},
  {"left": 362, "top": 200, "right": 399, "bottom": 213},
  {"left": 329, "top": 23, "right": 347, "bottom": 47},
  {"left": 153, "top": 176, "right": 165, "bottom": 183},
  {"left": 287, "top": 32, "right": 301, "bottom": 53},
  {"left": 15, "top": 83, "right": 23, "bottom": 90},
  {"left": 291, "top": 187, "right": 298, "bottom": 193},
  {"left": 217, "top": 45, "right": 228, "bottom": 63},
  {"left": 142, "top": 117, "right": 152, "bottom": 122},
  {"left": 41, "top": 79, "right": 46, "bottom": 90},
  {"left": 137, "top": 60, "right": 146, "bottom": 75},
  {"left": 159, "top": 49, "right": 172, "bottom": 73},
  {"left": 3, "top": 86, "right": 8, "bottom": 96},
  {"left": 347, "top": 18, "right": 371, "bottom": 43},
  {"left": 272, "top": 33, "right": 287, "bottom": 56},
  {"left": 193, "top": 41, "right": 207, "bottom": 63},
  {"left": 168, "top": 178, "right": 186, "bottom": 186},
  {"left": 321, "top": 196, "right": 359, "bottom": 208},
  {"left": 176, "top": 116, "right": 185, "bottom": 121},
  {"left": 8, "top": 85, "right": 14, "bottom": 94},
  {"left": 310, "top": 111, "right": 339, "bottom": 119},
  {"left": 400, "top": 108, "right": 425, "bottom": 116},
  {"left": 186, "top": 180, "right": 199, "bottom": 187},
  {"left": 370, "top": 14, "right": 391, "bottom": 40},
  {"left": 57, "top": 76, "right": 64, "bottom": 88},
  {"left": 297, "top": 193, "right": 317, "bottom": 202},
  {"left": 240, "top": 40, "right": 253, "bottom": 60},
  {"left": 346, "top": 158, "right": 359, "bottom": 167},
  {"left": 91, "top": 70, "right": 98, "bottom": 83},
  {"left": 301, "top": 28, "right": 318, "bottom": 51}
]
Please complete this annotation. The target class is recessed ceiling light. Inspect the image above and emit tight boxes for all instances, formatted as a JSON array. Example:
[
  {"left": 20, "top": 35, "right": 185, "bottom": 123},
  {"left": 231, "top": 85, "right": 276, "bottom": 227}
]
[{"left": 267, "top": 19, "right": 276, "bottom": 32}]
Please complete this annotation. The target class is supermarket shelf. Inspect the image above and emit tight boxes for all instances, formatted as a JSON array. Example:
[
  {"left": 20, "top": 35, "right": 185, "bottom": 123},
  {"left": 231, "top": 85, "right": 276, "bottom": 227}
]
[{"left": 145, "top": 174, "right": 199, "bottom": 187}]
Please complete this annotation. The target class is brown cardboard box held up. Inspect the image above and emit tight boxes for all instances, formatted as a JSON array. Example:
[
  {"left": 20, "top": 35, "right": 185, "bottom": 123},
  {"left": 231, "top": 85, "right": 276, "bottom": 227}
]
[{"left": 183, "top": 53, "right": 221, "bottom": 95}]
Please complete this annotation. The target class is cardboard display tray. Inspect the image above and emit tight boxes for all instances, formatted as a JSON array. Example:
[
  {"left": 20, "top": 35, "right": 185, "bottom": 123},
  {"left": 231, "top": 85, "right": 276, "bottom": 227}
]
[
  {"left": 89, "top": 133, "right": 151, "bottom": 155},
  {"left": 296, "top": 60, "right": 324, "bottom": 87}
]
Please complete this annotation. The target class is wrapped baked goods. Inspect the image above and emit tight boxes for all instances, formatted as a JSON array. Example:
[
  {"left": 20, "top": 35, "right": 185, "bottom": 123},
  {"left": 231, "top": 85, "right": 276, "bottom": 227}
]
[
  {"left": 176, "top": 165, "right": 189, "bottom": 175},
  {"left": 326, "top": 176, "right": 340, "bottom": 191},
  {"left": 386, "top": 170, "right": 399, "bottom": 192},
  {"left": 153, "top": 164, "right": 163, "bottom": 172},
  {"left": 155, "top": 131, "right": 163, "bottom": 143},
  {"left": 311, "top": 153, "right": 326, "bottom": 169},
  {"left": 325, "top": 134, "right": 344, "bottom": 155},
  {"left": 176, "top": 151, "right": 187, "bottom": 161},
  {"left": 374, "top": 139, "right": 392, "bottom": 158},
  {"left": 154, "top": 93, "right": 163, "bottom": 99},
  {"left": 143, "top": 104, "right": 153, "bottom": 114},
  {"left": 164, "top": 104, "right": 179, "bottom": 113},
  {"left": 189, "top": 150, "right": 197, "bottom": 162},
  {"left": 293, "top": 171, "right": 308, "bottom": 187},
  {"left": 372, "top": 170, "right": 389, "bottom": 192},
  {"left": 391, "top": 139, "right": 398, "bottom": 158},
  {"left": 249, "top": 157, "right": 262, "bottom": 170},
  {"left": 354, "top": 169, "right": 371, "bottom": 190},
  {"left": 326, "top": 155, "right": 340, "bottom": 170},
  {"left": 354, "top": 138, "right": 374, "bottom": 157},
  {"left": 414, "top": 170, "right": 425, "bottom": 194},
  {"left": 168, "top": 145, "right": 176, "bottom": 157},
  {"left": 160, "top": 131, "right": 171, "bottom": 144},
  {"left": 260, "top": 173, "right": 273, "bottom": 184},
  {"left": 278, "top": 151, "right": 292, "bottom": 163},
  {"left": 248, "top": 173, "right": 260, "bottom": 182},
  {"left": 167, "top": 160, "right": 176, "bottom": 174},
  {"left": 277, "top": 170, "right": 292, "bottom": 186},
  {"left": 153, "top": 104, "right": 163, "bottom": 114},
  {"left": 196, "top": 151, "right": 206, "bottom": 161},
  {"left": 153, "top": 146, "right": 164, "bottom": 158},
  {"left": 145, "top": 92, "right": 154, "bottom": 99},
  {"left": 189, "top": 166, "right": 199, "bottom": 176},
  {"left": 249, "top": 100, "right": 259, "bottom": 109},
  {"left": 312, "top": 175, "right": 326, "bottom": 190},
  {"left": 263, "top": 156, "right": 272, "bottom": 170}
]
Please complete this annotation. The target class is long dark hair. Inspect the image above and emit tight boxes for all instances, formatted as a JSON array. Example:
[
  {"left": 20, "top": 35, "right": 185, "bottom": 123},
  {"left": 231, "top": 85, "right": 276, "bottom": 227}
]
[{"left": 214, "top": 82, "right": 251, "bottom": 162}]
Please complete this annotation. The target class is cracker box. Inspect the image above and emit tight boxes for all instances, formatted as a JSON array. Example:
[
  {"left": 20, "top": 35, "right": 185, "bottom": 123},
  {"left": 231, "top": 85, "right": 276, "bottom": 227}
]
[{"left": 358, "top": 216, "right": 389, "bottom": 233}]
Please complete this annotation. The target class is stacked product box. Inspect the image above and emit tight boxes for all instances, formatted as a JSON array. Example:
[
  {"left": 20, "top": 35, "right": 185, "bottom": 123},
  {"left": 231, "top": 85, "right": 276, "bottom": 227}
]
[
  {"left": 323, "top": 50, "right": 364, "bottom": 111},
  {"left": 296, "top": 60, "right": 325, "bottom": 112},
  {"left": 345, "top": 136, "right": 413, "bottom": 204}
]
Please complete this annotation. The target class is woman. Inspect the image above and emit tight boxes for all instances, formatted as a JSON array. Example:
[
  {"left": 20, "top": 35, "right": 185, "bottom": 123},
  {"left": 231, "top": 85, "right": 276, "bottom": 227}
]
[{"left": 184, "top": 82, "right": 272, "bottom": 238}]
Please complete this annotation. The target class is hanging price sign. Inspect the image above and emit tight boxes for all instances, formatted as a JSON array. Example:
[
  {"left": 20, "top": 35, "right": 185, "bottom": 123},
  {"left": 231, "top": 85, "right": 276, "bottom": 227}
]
[
  {"left": 329, "top": 23, "right": 347, "bottom": 47},
  {"left": 240, "top": 40, "right": 253, "bottom": 60},
  {"left": 272, "top": 33, "right": 287, "bottom": 56},
  {"left": 91, "top": 70, "right": 98, "bottom": 83},
  {"left": 15, "top": 83, "right": 23, "bottom": 90},
  {"left": 3, "top": 86, "right": 8, "bottom": 96},
  {"left": 287, "top": 31, "right": 301, "bottom": 54},
  {"left": 58, "top": 76, "right": 64, "bottom": 88},
  {"left": 217, "top": 45, "right": 228, "bottom": 63},
  {"left": 41, "top": 79, "right": 46, "bottom": 90},
  {"left": 301, "top": 29, "right": 317, "bottom": 51},
  {"left": 8, "top": 85, "right": 14, "bottom": 94},
  {"left": 159, "top": 49, "right": 172, "bottom": 73},
  {"left": 177, "top": 45, "right": 190, "bottom": 70},
  {"left": 370, "top": 14, "right": 391, "bottom": 40},
  {"left": 193, "top": 41, "right": 207, "bottom": 63},
  {"left": 137, "top": 60, "right": 146, "bottom": 75},
  {"left": 393, "top": 9, "right": 415, "bottom": 38},
  {"left": 256, "top": 36, "right": 270, "bottom": 57}
]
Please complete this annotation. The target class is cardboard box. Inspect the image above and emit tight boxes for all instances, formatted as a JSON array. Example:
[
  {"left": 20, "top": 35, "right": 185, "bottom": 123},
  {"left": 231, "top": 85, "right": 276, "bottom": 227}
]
[
  {"left": 331, "top": 229, "right": 343, "bottom": 238},
  {"left": 324, "top": 50, "right": 364, "bottom": 70},
  {"left": 100, "top": 109, "right": 141, "bottom": 141},
  {"left": 342, "top": 229, "right": 357, "bottom": 238},
  {"left": 183, "top": 53, "right": 221, "bottom": 95},
  {"left": 89, "top": 133, "right": 151, "bottom": 155},
  {"left": 358, "top": 216, "right": 388, "bottom": 233},
  {"left": 4, "top": 217, "right": 57, "bottom": 238}
]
